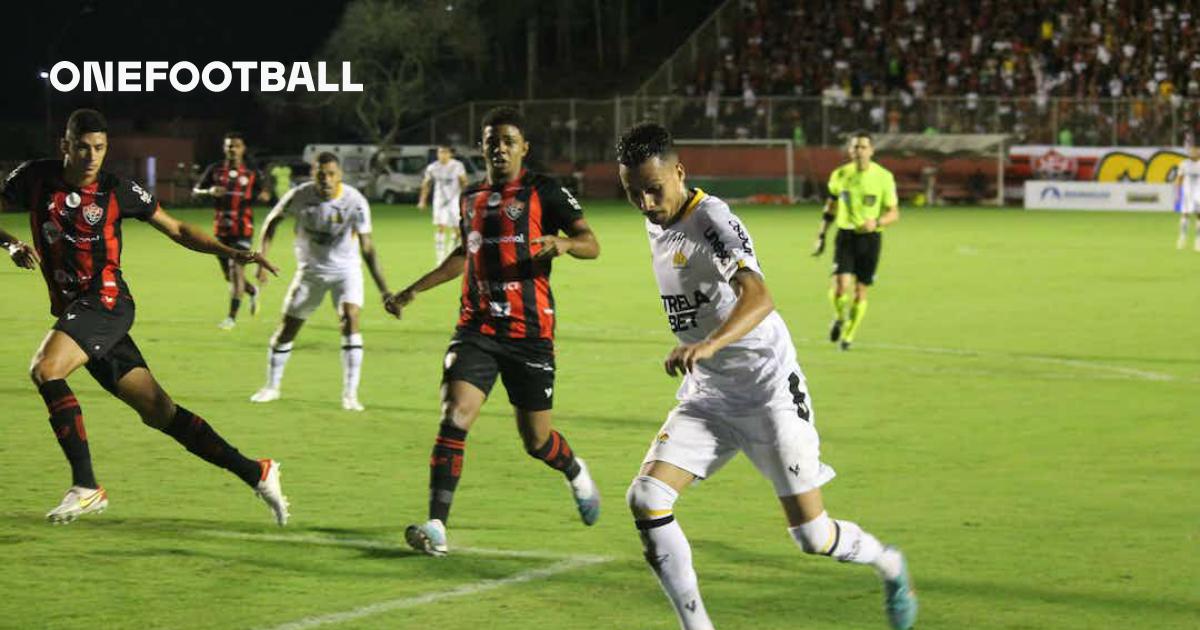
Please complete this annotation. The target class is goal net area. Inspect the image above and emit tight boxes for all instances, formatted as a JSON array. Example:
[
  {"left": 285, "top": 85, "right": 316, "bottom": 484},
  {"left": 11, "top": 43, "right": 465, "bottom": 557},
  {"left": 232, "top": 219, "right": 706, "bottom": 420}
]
[{"left": 673, "top": 139, "right": 796, "bottom": 204}]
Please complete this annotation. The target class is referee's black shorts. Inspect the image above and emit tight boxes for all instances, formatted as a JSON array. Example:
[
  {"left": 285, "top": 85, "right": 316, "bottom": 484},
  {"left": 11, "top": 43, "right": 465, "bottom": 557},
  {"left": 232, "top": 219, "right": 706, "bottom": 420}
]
[{"left": 833, "top": 229, "right": 883, "bottom": 285}]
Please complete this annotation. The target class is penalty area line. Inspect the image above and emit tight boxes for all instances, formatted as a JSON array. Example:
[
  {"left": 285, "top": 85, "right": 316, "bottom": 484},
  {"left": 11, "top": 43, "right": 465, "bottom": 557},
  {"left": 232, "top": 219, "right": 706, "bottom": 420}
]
[{"left": 195, "top": 530, "right": 612, "bottom": 630}]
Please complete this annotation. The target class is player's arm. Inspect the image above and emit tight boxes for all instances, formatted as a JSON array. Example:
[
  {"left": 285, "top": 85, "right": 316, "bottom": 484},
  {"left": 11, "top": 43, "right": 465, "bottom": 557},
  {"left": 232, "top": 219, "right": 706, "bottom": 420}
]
[
  {"left": 876, "top": 202, "right": 900, "bottom": 229},
  {"left": 532, "top": 217, "right": 600, "bottom": 260},
  {"left": 417, "top": 173, "right": 432, "bottom": 209},
  {"left": 148, "top": 207, "right": 278, "bottom": 275},
  {"left": 0, "top": 223, "right": 39, "bottom": 270},
  {"left": 357, "top": 233, "right": 395, "bottom": 314},
  {"left": 665, "top": 269, "right": 774, "bottom": 376},
  {"left": 870, "top": 177, "right": 900, "bottom": 231},
  {"left": 386, "top": 245, "right": 466, "bottom": 316},
  {"left": 255, "top": 191, "right": 295, "bottom": 284},
  {"left": 812, "top": 194, "right": 837, "bottom": 256},
  {"left": 0, "top": 167, "right": 40, "bottom": 269},
  {"left": 192, "top": 164, "right": 224, "bottom": 198}
]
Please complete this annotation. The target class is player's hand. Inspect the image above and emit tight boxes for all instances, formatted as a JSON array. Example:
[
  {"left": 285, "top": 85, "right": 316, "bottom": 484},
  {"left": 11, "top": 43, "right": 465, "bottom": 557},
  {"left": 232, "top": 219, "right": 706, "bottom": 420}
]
[
  {"left": 256, "top": 264, "right": 270, "bottom": 286},
  {"left": 6, "top": 241, "right": 39, "bottom": 269},
  {"left": 664, "top": 340, "right": 718, "bottom": 377},
  {"left": 385, "top": 288, "right": 416, "bottom": 317},
  {"left": 864, "top": 218, "right": 878, "bottom": 232},
  {"left": 235, "top": 250, "right": 278, "bottom": 276},
  {"left": 257, "top": 190, "right": 271, "bottom": 203},
  {"left": 381, "top": 292, "right": 402, "bottom": 319},
  {"left": 416, "top": 201, "right": 426, "bottom": 210},
  {"left": 531, "top": 235, "right": 572, "bottom": 260},
  {"left": 209, "top": 185, "right": 227, "bottom": 197},
  {"left": 811, "top": 234, "right": 826, "bottom": 257}
]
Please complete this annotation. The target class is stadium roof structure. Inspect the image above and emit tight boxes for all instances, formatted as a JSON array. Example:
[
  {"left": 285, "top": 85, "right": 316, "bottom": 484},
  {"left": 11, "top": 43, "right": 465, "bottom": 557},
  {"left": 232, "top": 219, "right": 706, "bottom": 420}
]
[{"left": 873, "top": 134, "right": 1008, "bottom": 206}]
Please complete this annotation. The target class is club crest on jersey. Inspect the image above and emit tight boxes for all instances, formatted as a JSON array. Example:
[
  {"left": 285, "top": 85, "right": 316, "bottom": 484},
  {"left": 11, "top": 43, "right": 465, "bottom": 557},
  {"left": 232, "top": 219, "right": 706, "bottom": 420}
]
[
  {"left": 82, "top": 203, "right": 103, "bottom": 226},
  {"left": 504, "top": 200, "right": 525, "bottom": 220},
  {"left": 65, "top": 192, "right": 81, "bottom": 208},
  {"left": 672, "top": 250, "right": 688, "bottom": 268},
  {"left": 656, "top": 431, "right": 670, "bottom": 444},
  {"left": 487, "top": 192, "right": 502, "bottom": 207}
]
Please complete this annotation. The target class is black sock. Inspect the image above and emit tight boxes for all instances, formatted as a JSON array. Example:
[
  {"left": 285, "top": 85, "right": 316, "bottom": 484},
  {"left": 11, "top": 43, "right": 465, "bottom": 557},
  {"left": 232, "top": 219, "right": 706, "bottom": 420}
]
[
  {"left": 161, "top": 405, "right": 261, "bottom": 487},
  {"left": 528, "top": 430, "right": 582, "bottom": 480},
  {"left": 228, "top": 298, "right": 241, "bottom": 319},
  {"left": 38, "top": 379, "right": 97, "bottom": 488},
  {"left": 429, "top": 422, "right": 467, "bottom": 523}
]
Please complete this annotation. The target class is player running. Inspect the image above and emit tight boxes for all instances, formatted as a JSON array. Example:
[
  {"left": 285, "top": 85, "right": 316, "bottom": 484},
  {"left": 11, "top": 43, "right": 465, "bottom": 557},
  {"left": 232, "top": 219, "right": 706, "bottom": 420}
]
[
  {"left": 388, "top": 106, "right": 601, "bottom": 556},
  {"left": 0, "top": 109, "right": 289, "bottom": 526},
  {"left": 193, "top": 131, "right": 270, "bottom": 330},
  {"left": 617, "top": 123, "right": 916, "bottom": 630},
  {"left": 812, "top": 131, "right": 900, "bottom": 350},
  {"left": 1174, "top": 145, "right": 1200, "bottom": 250},
  {"left": 418, "top": 145, "right": 468, "bottom": 262},
  {"left": 250, "top": 152, "right": 395, "bottom": 411}
]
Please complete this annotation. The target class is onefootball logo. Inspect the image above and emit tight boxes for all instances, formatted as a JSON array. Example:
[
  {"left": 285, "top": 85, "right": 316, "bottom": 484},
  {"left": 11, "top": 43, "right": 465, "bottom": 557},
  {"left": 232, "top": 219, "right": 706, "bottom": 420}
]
[
  {"left": 1040, "top": 186, "right": 1062, "bottom": 200},
  {"left": 47, "top": 61, "right": 363, "bottom": 93}
]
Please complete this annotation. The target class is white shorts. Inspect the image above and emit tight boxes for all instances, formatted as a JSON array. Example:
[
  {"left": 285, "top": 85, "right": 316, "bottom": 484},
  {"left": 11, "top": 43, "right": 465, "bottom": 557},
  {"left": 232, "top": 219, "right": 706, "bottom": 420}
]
[
  {"left": 432, "top": 201, "right": 458, "bottom": 227},
  {"left": 282, "top": 269, "right": 364, "bottom": 320},
  {"left": 642, "top": 378, "right": 836, "bottom": 497}
]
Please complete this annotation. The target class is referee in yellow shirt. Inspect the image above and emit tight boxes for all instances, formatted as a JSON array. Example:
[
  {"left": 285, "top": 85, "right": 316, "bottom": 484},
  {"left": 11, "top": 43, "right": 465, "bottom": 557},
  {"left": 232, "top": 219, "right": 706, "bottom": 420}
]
[{"left": 812, "top": 132, "right": 900, "bottom": 350}]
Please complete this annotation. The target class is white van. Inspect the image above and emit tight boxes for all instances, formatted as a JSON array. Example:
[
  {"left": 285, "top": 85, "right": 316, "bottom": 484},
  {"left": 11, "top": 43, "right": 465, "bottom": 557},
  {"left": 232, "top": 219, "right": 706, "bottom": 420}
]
[{"left": 300, "top": 144, "right": 485, "bottom": 203}]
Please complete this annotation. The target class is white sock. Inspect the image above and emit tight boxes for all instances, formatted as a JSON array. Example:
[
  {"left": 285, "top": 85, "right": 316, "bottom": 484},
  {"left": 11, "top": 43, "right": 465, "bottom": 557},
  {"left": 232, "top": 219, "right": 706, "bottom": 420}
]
[
  {"left": 790, "top": 511, "right": 901, "bottom": 580},
  {"left": 434, "top": 231, "right": 446, "bottom": 262},
  {"left": 266, "top": 341, "right": 293, "bottom": 389},
  {"left": 627, "top": 476, "right": 714, "bottom": 630},
  {"left": 341, "top": 333, "right": 363, "bottom": 397}
]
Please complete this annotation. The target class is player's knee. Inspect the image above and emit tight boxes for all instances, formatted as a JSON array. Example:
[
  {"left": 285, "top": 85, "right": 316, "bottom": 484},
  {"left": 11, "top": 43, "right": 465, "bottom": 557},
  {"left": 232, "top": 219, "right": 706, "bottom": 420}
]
[
  {"left": 626, "top": 475, "right": 678, "bottom": 521},
  {"left": 440, "top": 399, "right": 478, "bottom": 429},
  {"left": 29, "top": 358, "right": 64, "bottom": 385}
]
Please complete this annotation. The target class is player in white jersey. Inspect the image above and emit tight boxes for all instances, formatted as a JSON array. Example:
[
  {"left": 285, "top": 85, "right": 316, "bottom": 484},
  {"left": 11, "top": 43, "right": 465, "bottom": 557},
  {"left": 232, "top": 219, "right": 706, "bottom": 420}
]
[
  {"left": 418, "top": 146, "right": 468, "bottom": 262},
  {"left": 1174, "top": 145, "right": 1200, "bottom": 250},
  {"left": 616, "top": 123, "right": 917, "bottom": 630},
  {"left": 250, "top": 152, "right": 397, "bottom": 411}
]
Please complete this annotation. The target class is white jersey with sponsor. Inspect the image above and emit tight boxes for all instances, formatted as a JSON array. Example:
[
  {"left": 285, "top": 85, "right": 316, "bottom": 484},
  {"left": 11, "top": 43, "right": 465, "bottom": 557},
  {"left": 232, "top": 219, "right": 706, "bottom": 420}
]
[
  {"left": 426, "top": 159, "right": 467, "bottom": 210},
  {"left": 1180, "top": 158, "right": 1200, "bottom": 209},
  {"left": 277, "top": 182, "right": 372, "bottom": 274},
  {"left": 646, "top": 189, "right": 802, "bottom": 409}
]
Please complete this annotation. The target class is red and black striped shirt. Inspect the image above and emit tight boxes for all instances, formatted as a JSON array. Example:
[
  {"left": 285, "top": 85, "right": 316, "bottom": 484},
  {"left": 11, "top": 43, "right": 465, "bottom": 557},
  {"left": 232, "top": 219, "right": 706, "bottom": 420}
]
[
  {"left": 0, "top": 160, "right": 159, "bottom": 316},
  {"left": 457, "top": 170, "right": 584, "bottom": 341},
  {"left": 198, "top": 160, "right": 264, "bottom": 238}
]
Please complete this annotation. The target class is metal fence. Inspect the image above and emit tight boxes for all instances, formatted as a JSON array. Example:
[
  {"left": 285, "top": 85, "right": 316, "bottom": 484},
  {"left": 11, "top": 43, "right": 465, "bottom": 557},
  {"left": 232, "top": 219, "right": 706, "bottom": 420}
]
[{"left": 397, "top": 95, "right": 1200, "bottom": 166}]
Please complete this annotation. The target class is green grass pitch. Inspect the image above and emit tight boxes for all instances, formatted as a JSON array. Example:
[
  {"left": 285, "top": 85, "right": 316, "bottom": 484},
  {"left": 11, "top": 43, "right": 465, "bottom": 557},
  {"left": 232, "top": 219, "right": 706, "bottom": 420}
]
[{"left": 0, "top": 201, "right": 1197, "bottom": 629}]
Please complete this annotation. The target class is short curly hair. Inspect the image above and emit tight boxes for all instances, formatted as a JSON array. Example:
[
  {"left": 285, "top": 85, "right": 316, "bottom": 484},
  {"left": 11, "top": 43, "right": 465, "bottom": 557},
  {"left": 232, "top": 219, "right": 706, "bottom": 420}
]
[
  {"left": 481, "top": 106, "right": 525, "bottom": 134},
  {"left": 617, "top": 122, "right": 675, "bottom": 167}
]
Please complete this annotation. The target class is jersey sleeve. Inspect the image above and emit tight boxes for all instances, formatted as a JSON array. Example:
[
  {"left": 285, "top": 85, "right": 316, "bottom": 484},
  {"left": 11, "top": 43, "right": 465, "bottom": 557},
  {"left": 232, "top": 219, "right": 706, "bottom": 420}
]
[
  {"left": 883, "top": 171, "right": 898, "bottom": 207},
  {"left": 422, "top": 163, "right": 435, "bottom": 182},
  {"left": 454, "top": 160, "right": 466, "bottom": 179},
  {"left": 353, "top": 192, "right": 373, "bottom": 235},
  {"left": 275, "top": 185, "right": 302, "bottom": 216},
  {"left": 116, "top": 178, "right": 160, "bottom": 221},
  {"left": 538, "top": 180, "right": 585, "bottom": 234},
  {"left": 0, "top": 161, "right": 34, "bottom": 210},
  {"left": 826, "top": 167, "right": 842, "bottom": 198},
  {"left": 196, "top": 163, "right": 215, "bottom": 189},
  {"left": 700, "top": 202, "right": 764, "bottom": 281}
]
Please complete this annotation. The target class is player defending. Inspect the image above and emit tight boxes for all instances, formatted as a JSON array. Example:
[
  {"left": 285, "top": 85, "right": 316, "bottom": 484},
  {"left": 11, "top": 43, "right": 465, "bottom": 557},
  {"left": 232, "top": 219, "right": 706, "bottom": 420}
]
[
  {"left": 1174, "top": 145, "right": 1200, "bottom": 250},
  {"left": 193, "top": 131, "right": 270, "bottom": 330},
  {"left": 0, "top": 109, "right": 289, "bottom": 525},
  {"left": 812, "top": 131, "right": 899, "bottom": 350},
  {"left": 418, "top": 145, "right": 468, "bottom": 262},
  {"left": 250, "top": 153, "right": 395, "bottom": 411},
  {"left": 388, "top": 106, "right": 601, "bottom": 555},
  {"left": 617, "top": 123, "right": 916, "bottom": 630}
]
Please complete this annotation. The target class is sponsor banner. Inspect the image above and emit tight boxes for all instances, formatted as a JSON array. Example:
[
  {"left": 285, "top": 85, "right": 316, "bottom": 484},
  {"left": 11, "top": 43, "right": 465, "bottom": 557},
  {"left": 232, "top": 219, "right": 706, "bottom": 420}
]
[
  {"left": 1009, "top": 145, "right": 1187, "bottom": 183},
  {"left": 1024, "top": 181, "right": 1176, "bottom": 211}
]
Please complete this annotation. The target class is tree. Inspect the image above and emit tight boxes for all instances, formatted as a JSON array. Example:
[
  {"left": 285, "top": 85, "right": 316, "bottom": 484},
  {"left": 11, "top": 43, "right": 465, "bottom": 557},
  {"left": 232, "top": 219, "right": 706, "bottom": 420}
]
[{"left": 314, "top": 0, "right": 484, "bottom": 146}]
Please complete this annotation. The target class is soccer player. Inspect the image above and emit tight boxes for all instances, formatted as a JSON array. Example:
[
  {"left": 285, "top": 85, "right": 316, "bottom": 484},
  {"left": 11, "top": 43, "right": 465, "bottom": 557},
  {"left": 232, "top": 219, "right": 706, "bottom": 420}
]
[
  {"left": 249, "top": 152, "right": 395, "bottom": 411},
  {"left": 418, "top": 145, "right": 468, "bottom": 262},
  {"left": 1174, "top": 145, "right": 1200, "bottom": 250},
  {"left": 617, "top": 123, "right": 916, "bottom": 630},
  {"left": 0, "top": 109, "right": 289, "bottom": 525},
  {"left": 812, "top": 131, "right": 900, "bottom": 350},
  {"left": 387, "top": 106, "right": 601, "bottom": 555},
  {"left": 193, "top": 132, "right": 270, "bottom": 330}
]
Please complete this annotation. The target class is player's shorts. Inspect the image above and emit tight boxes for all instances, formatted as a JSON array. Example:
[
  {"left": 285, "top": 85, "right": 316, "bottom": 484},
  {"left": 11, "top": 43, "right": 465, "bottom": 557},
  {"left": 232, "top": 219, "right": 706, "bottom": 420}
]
[
  {"left": 442, "top": 328, "right": 555, "bottom": 411},
  {"left": 217, "top": 235, "right": 253, "bottom": 269},
  {"left": 432, "top": 201, "right": 459, "bottom": 227},
  {"left": 833, "top": 229, "right": 883, "bottom": 285},
  {"left": 641, "top": 372, "right": 836, "bottom": 497},
  {"left": 1184, "top": 197, "right": 1200, "bottom": 214},
  {"left": 53, "top": 296, "right": 149, "bottom": 394},
  {"left": 282, "top": 268, "right": 364, "bottom": 320}
]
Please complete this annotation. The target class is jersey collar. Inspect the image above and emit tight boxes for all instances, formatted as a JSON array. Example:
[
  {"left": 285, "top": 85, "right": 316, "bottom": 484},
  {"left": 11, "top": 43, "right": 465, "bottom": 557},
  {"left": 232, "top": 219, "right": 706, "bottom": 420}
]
[{"left": 677, "top": 188, "right": 706, "bottom": 221}]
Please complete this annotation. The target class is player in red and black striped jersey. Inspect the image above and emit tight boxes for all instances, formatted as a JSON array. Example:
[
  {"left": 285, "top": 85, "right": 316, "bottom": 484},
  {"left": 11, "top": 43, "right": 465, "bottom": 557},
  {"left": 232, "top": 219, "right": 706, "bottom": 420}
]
[
  {"left": 193, "top": 131, "right": 270, "bottom": 329},
  {"left": 388, "top": 106, "right": 602, "bottom": 555},
  {"left": 0, "top": 109, "right": 290, "bottom": 526}
]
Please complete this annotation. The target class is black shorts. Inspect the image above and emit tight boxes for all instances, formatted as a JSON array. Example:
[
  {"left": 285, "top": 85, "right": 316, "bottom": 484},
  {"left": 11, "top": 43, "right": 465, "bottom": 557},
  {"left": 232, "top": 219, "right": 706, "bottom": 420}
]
[
  {"left": 443, "top": 329, "right": 556, "bottom": 411},
  {"left": 833, "top": 229, "right": 883, "bottom": 285},
  {"left": 217, "top": 235, "right": 252, "bottom": 269},
  {"left": 53, "top": 297, "right": 148, "bottom": 394}
]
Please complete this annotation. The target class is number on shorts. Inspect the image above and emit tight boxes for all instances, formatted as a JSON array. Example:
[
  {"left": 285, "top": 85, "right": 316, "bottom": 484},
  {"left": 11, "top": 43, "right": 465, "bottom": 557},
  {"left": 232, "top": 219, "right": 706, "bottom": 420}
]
[{"left": 788, "top": 373, "right": 810, "bottom": 422}]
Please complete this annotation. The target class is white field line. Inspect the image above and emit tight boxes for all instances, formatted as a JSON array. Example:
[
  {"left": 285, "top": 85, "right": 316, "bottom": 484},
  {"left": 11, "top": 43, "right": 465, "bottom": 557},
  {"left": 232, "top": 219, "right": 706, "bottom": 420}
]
[
  {"left": 864, "top": 341, "right": 1188, "bottom": 383},
  {"left": 196, "top": 530, "right": 612, "bottom": 630}
]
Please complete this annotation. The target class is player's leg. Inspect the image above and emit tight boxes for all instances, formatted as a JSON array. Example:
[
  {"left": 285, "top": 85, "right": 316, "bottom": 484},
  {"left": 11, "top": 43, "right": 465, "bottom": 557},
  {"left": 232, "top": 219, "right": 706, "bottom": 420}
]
[
  {"left": 1192, "top": 210, "right": 1200, "bottom": 251},
  {"left": 406, "top": 333, "right": 497, "bottom": 556},
  {"left": 829, "top": 231, "right": 855, "bottom": 342},
  {"left": 333, "top": 272, "right": 366, "bottom": 410},
  {"left": 841, "top": 233, "right": 880, "bottom": 350},
  {"left": 433, "top": 223, "right": 447, "bottom": 263},
  {"left": 110, "top": 353, "right": 288, "bottom": 526},
  {"left": 30, "top": 330, "right": 98, "bottom": 505},
  {"left": 252, "top": 271, "right": 323, "bottom": 401},
  {"left": 629, "top": 404, "right": 738, "bottom": 630}
]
